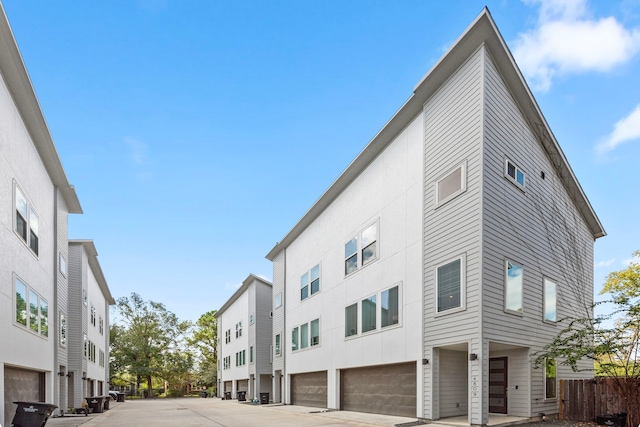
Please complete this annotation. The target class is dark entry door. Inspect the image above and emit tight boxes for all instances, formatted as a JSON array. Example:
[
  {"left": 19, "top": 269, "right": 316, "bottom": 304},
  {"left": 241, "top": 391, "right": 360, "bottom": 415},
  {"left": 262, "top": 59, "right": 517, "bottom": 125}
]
[{"left": 489, "top": 357, "right": 508, "bottom": 414}]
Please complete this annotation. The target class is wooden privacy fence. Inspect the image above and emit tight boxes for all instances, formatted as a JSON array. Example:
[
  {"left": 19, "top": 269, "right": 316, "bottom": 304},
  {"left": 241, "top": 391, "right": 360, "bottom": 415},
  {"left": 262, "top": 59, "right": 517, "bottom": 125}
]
[{"left": 559, "top": 378, "right": 639, "bottom": 427}]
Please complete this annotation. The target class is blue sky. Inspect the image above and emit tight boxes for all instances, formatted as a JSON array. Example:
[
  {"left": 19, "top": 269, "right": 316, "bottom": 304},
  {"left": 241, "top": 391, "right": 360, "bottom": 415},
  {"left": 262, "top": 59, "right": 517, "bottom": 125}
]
[{"left": 3, "top": 0, "right": 640, "bottom": 323}]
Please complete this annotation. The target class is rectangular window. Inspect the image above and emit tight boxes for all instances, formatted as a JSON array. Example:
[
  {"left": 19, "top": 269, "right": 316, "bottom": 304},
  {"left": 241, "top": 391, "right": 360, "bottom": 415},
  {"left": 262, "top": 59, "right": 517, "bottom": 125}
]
[
  {"left": 545, "top": 359, "right": 557, "bottom": 399},
  {"left": 310, "top": 319, "right": 320, "bottom": 346},
  {"left": 235, "top": 321, "right": 242, "bottom": 338},
  {"left": 505, "top": 159, "right": 526, "bottom": 188},
  {"left": 300, "top": 272, "right": 309, "bottom": 300},
  {"left": 250, "top": 346, "right": 254, "bottom": 363},
  {"left": 83, "top": 289, "right": 87, "bottom": 306},
  {"left": 300, "top": 323, "right": 309, "bottom": 349},
  {"left": 99, "top": 316, "right": 104, "bottom": 335},
  {"left": 345, "top": 238, "right": 358, "bottom": 275},
  {"left": 505, "top": 261, "right": 523, "bottom": 313},
  {"left": 301, "top": 264, "right": 321, "bottom": 301},
  {"left": 274, "top": 293, "right": 282, "bottom": 309},
  {"left": 249, "top": 314, "right": 254, "bottom": 325},
  {"left": 345, "top": 303, "right": 358, "bottom": 337},
  {"left": 29, "top": 290, "right": 39, "bottom": 333},
  {"left": 40, "top": 299, "right": 48, "bottom": 337},
  {"left": 60, "top": 313, "right": 67, "bottom": 346},
  {"left": 275, "top": 334, "right": 281, "bottom": 356},
  {"left": 436, "top": 162, "right": 466, "bottom": 205},
  {"left": 310, "top": 264, "right": 320, "bottom": 295},
  {"left": 14, "top": 186, "right": 40, "bottom": 255},
  {"left": 15, "top": 278, "right": 27, "bottom": 326},
  {"left": 91, "top": 305, "right": 96, "bottom": 326},
  {"left": 84, "top": 334, "right": 88, "bottom": 359},
  {"left": 437, "top": 257, "right": 463, "bottom": 313},
  {"left": 361, "top": 224, "right": 377, "bottom": 266},
  {"left": 15, "top": 186, "right": 28, "bottom": 241},
  {"left": 292, "top": 327, "right": 298, "bottom": 351},
  {"left": 242, "top": 349, "right": 246, "bottom": 365},
  {"left": 381, "top": 286, "right": 399, "bottom": 328},
  {"left": 225, "top": 329, "right": 231, "bottom": 343},
  {"left": 544, "top": 278, "right": 557, "bottom": 322},
  {"left": 362, "top": 295, "right": 376, "bottom": 333},
  {"left": 59, "top": 254, "right": 67, "bottom": 277},
  {"left": 29, "top": 208, "right": 39, "bottom": 255}
]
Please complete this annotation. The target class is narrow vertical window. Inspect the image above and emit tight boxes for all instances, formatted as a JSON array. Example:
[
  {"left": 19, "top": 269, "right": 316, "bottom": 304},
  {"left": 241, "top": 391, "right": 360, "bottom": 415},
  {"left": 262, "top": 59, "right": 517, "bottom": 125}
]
[
  {"left": 275, "top": 334, "right": 281, "bottom": 356},
  {"left": 83, "top": 290, "right": 87, "bottom": 306},
  {"left": 59, "top": 254, "right": 67, "bottom": 277},
  {"left": 345, "top": 303, "right": 358, "bottom": 337},
  {"left": 15, "top": 279, "right": 27, "bottom": 326},
  {"left": 300, "top": 323, "right": 309, "bottom": 349},
  {"left": 15, "top": 187, "right": 28, "bottom": 241},
  {"left": 505, "top": 261, "right": 523, "bottom": 313},
  {"left": 274, "top": 293, "right": 282, "bottom": 309},
  {"left": 437, "top": 258, "right": 463, "bottom": 313},
  {"left": 84, "top": 334, "right": 88, "bottom": 358},
  {"left": 544, "top": 279, "right": 557, "bottom": 322},
  {"left": 292, "top": 327, "right": 298, "bottom": 351},
  {"left": 60, "top": 313, "right": 67, "bottom": 346},
  {"left": 545, "top": 359, "right": 557, "bottom": 399},
  {"left": 345, "top": 238, "right": 358, "bottom": 275},
  {"left": 40, "top": 299, "right": 48, "bottom": 337},
  {"left": 310, "top": 264, "right": 320, "bottom": 295},
  {"left": 29, "top": 208, "right": 39, "bottom": 255},
  {"left": 310, "top": 319, "right": 320, "bottom": 346},
  {"left": 381, "top": 286, "right": 399, "bottom": 328},
  {"left": 300, "top": 272, "right": 309, "bottom": 300},
  {"left": 361, "top": 224, "right": 378, "bottom": 266},
  {"left": 29, "top": 290, "right": 39, "bottom": 332},
  {"left": 250, "top": 346, "right": 254, "bottom": 363},
  {"left": 362, "top": 295, "right": 376, "bottom": 333}
]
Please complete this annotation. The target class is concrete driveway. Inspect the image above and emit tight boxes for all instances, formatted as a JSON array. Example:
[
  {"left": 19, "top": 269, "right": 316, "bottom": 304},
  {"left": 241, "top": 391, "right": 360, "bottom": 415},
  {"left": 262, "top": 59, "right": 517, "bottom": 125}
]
[{"left": 45, "top": 397, "right": 422, "bottom": 427}]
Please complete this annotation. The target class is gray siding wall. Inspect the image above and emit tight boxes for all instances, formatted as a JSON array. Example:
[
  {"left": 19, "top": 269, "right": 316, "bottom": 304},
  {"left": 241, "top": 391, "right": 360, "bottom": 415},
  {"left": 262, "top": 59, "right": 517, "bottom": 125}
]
[
  {"left": 248, "top": 282, "right": 256, "bottom": 376},
  {"left": 255, "top": 281, "right": 273, "bottom": 375},
  {"left": 271, "top": 250, "right": 285, "bottom": 402},
  {"left": 481, "top": 49, "right": 595, "bottom": 417},
  {"left": 423, "top": 46, "right": 484, "bottom": 420},
  {"left": 67, "top": 244, "right": 88, "bottom": 406},
  {"left": 55, "top": 189, "right": 69, "bottom": 412}
]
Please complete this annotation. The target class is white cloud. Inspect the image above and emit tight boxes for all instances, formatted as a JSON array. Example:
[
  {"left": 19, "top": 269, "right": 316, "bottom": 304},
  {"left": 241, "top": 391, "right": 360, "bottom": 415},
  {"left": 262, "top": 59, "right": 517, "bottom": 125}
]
[
  {"left": 596, "top": 104, "right": 640, "bottom": 155},
  {"left": 514, "top": 0, "right": 640, "bottom": 91},
  {"left": 124, "top": 137, "right": 149, "bottom": 164},
  {"left": 623, "top": 254, "right": 640, "bottom": 266},
  {"left": 595, "top": 258, "right": 616, "bottom": 268}
]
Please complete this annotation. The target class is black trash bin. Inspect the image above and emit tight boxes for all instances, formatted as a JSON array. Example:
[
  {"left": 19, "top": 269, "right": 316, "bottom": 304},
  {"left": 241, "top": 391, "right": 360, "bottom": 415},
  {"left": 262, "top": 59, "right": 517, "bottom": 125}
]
[
  {"left": 224, "top": 391, "right": 231, "bottom": 400},
  {"left": 117, "top": 392, "right": 126, "bottom": 402},
  {"left": 596, "top": 413, "right": 627, "bottom": 427},
  {"left": 237, "top": 391, "right": 246, "bottom": 401},
  {"left": 102, "top": 396, "right": 111, "bottom": 410},
  {"left": 85, "top": 396, "right": 105, "bottom": 413},
  {"left": 200, "top": 391, "right": 208, "bottom": 398},
  {"left": 259, "top": 392, "right": 269, "bottom": 404},
  {"left": 12, "top": 401, "right": 58, "bottom": 427}
]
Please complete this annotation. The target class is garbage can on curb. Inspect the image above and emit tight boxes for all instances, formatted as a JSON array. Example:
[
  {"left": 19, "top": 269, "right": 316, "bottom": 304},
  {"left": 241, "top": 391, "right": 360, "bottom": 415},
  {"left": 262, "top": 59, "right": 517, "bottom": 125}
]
[
  {"left": 102, "top": 396, "right": 111, "bottom": 410},
  {"left": 12, "top": 401, "right": 57, "bottom": 427},
  {"left": 259, "top": 392, "right": 269, "bottom": 404},
  {"left": 200, "top": 391, "right": 208, "bottom": 398},
  {"left": 237, "top": 391, "right": 246, "bottom": 401},
  {"left": 85, "top": 396, "right": 105, "bottom": 413},
  {"left": 116, "top": 392, "right": 125, "bottom": 402},
  {"left": 224, "top": 391, "right": 231, "bottom": 400}
]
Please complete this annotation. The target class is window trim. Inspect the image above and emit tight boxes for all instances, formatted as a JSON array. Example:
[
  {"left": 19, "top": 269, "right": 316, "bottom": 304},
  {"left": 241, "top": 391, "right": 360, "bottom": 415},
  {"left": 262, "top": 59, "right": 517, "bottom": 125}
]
[
  {"left": 291, "top": 318, "right": 321, "bottom": 352},
  {"left": 14, "top": 275, "right": 48, "bottom": 338},
  {"left": 275, "top": 333, "right": 281, "bottom": 356},
  {"left": 274, "top": 293, "right": 282, "bottom": 309},
  {"left": 504, "top": 259, "right": 524, "bottom": 315},
  {"left": 504, "top": 157, "right": 526, "bottom": 190},
  {"left": 435, "top": 254, "right": 466, "bottom": 316},
  {"left": 59, "top": 253, "right": 68, "bottom": 278},
  {"left": 344, "top": 220, "right": 380, "bottom": 277},
  {"left": 544, "top": 358, "right": 558, "bottom": 400},
  {"left": 300, "top": 263, "right": 321, "bottom": 301},
  {"left": 343, "top": 283, "right": 402, "bottom": 340},
  {"left": 435, "top": 160, "right": 467, "bottom": 207},
  {"left": 13, "top": 182, "right": 40, "bottom": 257},
  {"left": 543, "top": 277, "right": 557, "bottom": 323}
]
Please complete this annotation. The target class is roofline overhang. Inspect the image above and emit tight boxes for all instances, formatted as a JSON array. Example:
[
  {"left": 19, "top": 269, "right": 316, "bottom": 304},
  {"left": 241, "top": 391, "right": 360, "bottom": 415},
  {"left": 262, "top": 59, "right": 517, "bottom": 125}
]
[
  {"left": 266, "top": 7, "right": 604, "bottom": 261},
  {"left": 214, "top": 274, "right": 272, "bottom": 318},
  {"left": 0, "top": 4, "right": 82, "bottom": 214},
  {"left": 69, "top": 240, "right": 115, "bottom": 305}
]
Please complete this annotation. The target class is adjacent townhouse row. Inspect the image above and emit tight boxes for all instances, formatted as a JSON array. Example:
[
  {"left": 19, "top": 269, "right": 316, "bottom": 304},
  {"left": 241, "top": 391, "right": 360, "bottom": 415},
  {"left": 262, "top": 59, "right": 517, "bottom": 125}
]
[
  {"left": 0, "top": 3, "right": 114, "bottom": 425},
  {"left": 218, "top": 7, "right": 605, "bottom": 426}
]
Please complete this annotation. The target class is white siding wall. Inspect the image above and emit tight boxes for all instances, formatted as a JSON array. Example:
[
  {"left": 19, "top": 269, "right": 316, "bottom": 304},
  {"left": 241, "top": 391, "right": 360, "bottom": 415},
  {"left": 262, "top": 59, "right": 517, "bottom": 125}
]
[
  {"left": 218, "top": 291, "right": 249, "bottom": 397},
  {"left": 422, "top": 46, "right": 484, "bottom": 421},
  {"left": 282, "top": 111, "right": 424, "bottom": 412},
  {"left": 481, "top": 49, "right": 595, "bottom": 417}
]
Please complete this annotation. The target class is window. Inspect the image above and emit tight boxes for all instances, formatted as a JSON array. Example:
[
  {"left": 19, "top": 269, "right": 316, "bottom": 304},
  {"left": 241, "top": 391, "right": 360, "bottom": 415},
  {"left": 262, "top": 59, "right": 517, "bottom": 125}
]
[
  {"left": 310, "top": 319, "right": 320, "bottom": 346},
  {"left": 235, "top": 350, "right": 246, "bottom": 366},
  {"left": 292, "top": 327, "right": 298, "bottom": 351},
  {"left": 362, "top": 295, "right": 376, "bottom": 333},
  {"left": 249, "top": 314, "right": 254, "bottom": 325},
  {"left": 301, "top": 264, "right": 321, "bottom": 300},
  {"left": 437, "top": 256, "right": 464, "bottom": 313},
  {"left": 60, "top": 313, "right": 67, "bottom": 346},
  {"left": 545, "top": 359, "right": 557, "bottom": 399},
  {"left": 505, "top": 261, "right": 523, "bottom": 313},
  {"left": 15, "top": 278, "right": 27, "bottom": 327},
  {"left": 14, "top": 185, "right": 40, "bottom": 256},
  {"left": 345, "top": 303, "right": 358, "bottom": 337},
  {"left": 99, "top": 316, "right": 104, "bottom": 335},
  {"left": 83, "top": 334, "right": 88, "bottom": 359},
  {"left": 250, "top": 346, "right": 254, "bottom": 363},
  {"left": 59, "top": 254, "right": 67, "bottom": 277},
  {"left": 275, "top": 334, "right": 281, "bottom": 356},
  {"left": 381, "top": 286, "right": 399, "bottom": 328},
  {"left": 223, "top": 356, "right": 231, "bottom": 370},
  {"left": 225, "top": 329, "right": 231, "bottom": 343},
  {"left": 99, "top": 350, "right": 105, "bottom": 367},
  {"left": 300, "top": 323, "right": 309, "bottom": 349},
  {"left": 40, "top": 299, "right": 48, "bottom": 337},
  {"left": 236, "top": 321, "right": 242, "bottom": 338},
  {"left": 83, "top": 289, "right": 87, "bottom": 306},
  {"left": 544, "top": 278, "right": 557, "bottom": 322},
  {"left": 29, "top": 290, "right": 39, "bottom": 333},
  {"left": 274, "top": 293, "right": 282, "bottom": 309},
  {"left": 436, "top": 162, "right": 466, "bottom": 205},
  {"left": 15, "top": 280, "right": 48, "bottom": 337},
  {"left": 505, "top": 159, "right": 525, "bottom": 188},
  {"left": 345, "top": 222, "right": 379, "bottom": 275},
  {"left": 91, "top": 305, "right": 96, "bottom": 326}
]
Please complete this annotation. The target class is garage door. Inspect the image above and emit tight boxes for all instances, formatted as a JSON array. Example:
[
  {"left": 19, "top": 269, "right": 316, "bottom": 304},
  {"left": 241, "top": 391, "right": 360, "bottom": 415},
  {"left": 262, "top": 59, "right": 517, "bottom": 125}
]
[
  {"left": 237, "top": 379, "right": 248, "bottom": 392},
  {"left": 341, "top": 362, "right": 416, "bottom": 417},
  {"left": 291, "top": 371, "right": 327, "bottom": 408},
  {"left": 4, "top": 367, "right": 44, "bottom": 426}
]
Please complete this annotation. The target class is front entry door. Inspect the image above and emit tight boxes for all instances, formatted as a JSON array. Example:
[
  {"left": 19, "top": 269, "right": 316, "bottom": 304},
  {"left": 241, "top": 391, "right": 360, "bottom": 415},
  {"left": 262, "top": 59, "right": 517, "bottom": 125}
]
[{"left": 489, "top": 357, "right": 508, "bottom": 414}]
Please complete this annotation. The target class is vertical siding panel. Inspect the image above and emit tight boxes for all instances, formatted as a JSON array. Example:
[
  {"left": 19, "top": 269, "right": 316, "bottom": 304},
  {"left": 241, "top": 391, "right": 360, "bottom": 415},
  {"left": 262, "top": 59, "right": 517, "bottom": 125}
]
[{"left": 271, "top": 250, "right": 285, "bottom": 403}]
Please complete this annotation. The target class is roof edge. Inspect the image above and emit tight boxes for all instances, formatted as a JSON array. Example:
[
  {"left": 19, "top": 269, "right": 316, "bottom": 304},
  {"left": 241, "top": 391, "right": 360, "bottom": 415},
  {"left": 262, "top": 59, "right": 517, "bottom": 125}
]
[{"left": 214, "top": 274, "right": 272, "bottom": 318}]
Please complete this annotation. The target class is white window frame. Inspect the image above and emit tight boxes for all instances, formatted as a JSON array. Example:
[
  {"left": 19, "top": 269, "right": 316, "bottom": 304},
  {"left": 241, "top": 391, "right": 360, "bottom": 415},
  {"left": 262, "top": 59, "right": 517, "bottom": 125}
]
[
  {"left": 59, "top": 253, "right": 68, "bottom": 277},
  {"left": 275, "top": 333, "right": 281, "bottom": 356},
  {"left": 13, "top": 183, "right": 40, "bottom": 256},
  {"left": 504, "top": 259, "right": 523, "bottom": 315},
  {"left": 300, "top": 263, "right": 321, "bottom": 301},
  {"left": 14, "top": 275, "right": 48, "bottom": 337},
  {"left": 504, "top": 158, "right": 526, "bottom": 189},
  {"left": 435, "top": 254, "right": 466, "bottom": 315},
  {"left": 344, "top": 220, "right": 380, "bottom": 276},
  {"left": 435, "top": 160, "right": 467, "bottom": 207},
  {"left": 543, "top": 278, "right": 557, "bottom": 323},
  {"left": 343, "top": 283, "right": 402, "bottom": 339},
  {"left": 291, "top": 318, "right": 321, "bottom": 351},
  {"left": 274, "top": 293, "right": 282, "bottom": 309}
]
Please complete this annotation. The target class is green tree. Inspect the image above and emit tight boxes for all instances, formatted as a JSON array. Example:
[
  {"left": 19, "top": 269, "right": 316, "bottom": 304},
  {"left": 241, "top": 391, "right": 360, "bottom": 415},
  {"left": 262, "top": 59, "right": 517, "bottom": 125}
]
[
  {"left": 111, "top": 293, "right": 191, "bottom": 398},
  {"left": 187, "top": 310, "right": 218, "bottom": 390},
  {"left": 534, "top": 251, "right": 640, "bottom": 426}
]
